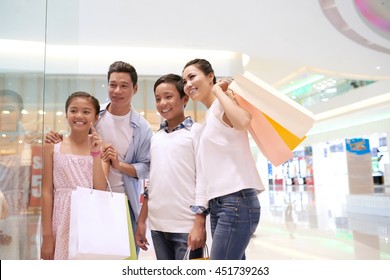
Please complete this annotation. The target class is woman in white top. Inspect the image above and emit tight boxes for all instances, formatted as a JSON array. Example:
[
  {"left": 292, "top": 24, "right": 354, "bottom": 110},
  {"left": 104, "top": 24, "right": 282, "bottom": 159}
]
[{"left": 182, "top": 58, "right": 265, "bottom": 260}]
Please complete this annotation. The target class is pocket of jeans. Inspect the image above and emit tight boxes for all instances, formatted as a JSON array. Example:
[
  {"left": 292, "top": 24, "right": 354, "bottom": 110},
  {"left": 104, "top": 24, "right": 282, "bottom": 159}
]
[
  {"left": 249, "top": 206, "right": 261, "bottom": 234},
  {"left": 215, "top": 195, "right": 239, "bottom": 210}
]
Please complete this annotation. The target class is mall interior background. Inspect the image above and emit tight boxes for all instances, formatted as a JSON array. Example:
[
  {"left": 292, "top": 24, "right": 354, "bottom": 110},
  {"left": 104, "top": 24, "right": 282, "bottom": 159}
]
[{"left": 1, "top": 0, "right": 390, "bottom": 259}]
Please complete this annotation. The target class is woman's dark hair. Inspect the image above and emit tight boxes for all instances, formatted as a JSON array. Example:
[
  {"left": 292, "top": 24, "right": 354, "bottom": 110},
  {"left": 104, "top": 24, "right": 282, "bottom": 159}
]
[
  {"left": 182, "top": 58, "right": 217, "bottom": 84},
  {"left": 107, "top": 61, "right": 138, "bottom": 86},
  {"left": 65, "top": 91, "right": 100, "bottom": 115},
  {"left": 0, "top": 89, "right": 24, "bottom": 112},
  {"left": 153, "top": 74, "right": 185, "bottom": 98}
]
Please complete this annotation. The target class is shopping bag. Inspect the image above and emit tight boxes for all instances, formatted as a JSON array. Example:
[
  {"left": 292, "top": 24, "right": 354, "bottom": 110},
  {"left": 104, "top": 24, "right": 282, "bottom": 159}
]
[
  {"left": 229, "top": 72, "right": 315, "bottom": 166},
  {"left": 235, "top": 93, "right": 305, "bottom": 166},
  {"left": 183, "top": 244, "right": 210, "bottom": 260},
  {"left": 68, "top": 186, "right": 136, "bottom": 259},
  {"left": 230, "top": 71, "right": 315, "bottom": 138}
]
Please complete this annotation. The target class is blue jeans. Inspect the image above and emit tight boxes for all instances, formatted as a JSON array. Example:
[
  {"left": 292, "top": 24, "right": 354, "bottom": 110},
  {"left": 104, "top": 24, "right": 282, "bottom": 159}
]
[
  {"left": 151, "top": 231, "right": 203, "bottom": 260},
  {"left": 209, "top": 188, "right": 260, "bottom": 260}
]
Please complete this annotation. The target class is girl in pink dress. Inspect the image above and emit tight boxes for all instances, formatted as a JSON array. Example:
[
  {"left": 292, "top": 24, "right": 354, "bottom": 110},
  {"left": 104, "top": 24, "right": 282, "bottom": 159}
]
[{"left": 40, "top": 91, "right": 109, "bottom": 260}]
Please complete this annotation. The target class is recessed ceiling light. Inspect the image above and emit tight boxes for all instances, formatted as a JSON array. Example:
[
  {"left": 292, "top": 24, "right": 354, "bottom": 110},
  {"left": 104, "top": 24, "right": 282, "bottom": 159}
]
[{"left": 376, "top": 66, "right": 381, "bottom": 70}]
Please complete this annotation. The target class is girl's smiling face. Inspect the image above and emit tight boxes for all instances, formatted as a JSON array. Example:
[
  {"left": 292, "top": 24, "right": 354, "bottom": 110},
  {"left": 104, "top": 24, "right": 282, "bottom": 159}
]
[{"left": 66, "top": 97, "right": 98, "bottom": 132}]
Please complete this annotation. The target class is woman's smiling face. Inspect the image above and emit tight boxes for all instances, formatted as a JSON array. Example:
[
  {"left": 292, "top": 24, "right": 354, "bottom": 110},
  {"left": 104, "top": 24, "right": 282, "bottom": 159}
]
[{"left": 182, "top": 65, "right": 213, "bottom": 103}]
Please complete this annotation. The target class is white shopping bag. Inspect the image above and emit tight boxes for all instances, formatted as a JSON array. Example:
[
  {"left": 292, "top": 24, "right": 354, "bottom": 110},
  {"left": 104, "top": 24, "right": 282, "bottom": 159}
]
[
  {"left": 68, "top": 186, "right": 135, "bottom": 260},
  {"left": 230, "top": 71, "right": 315, "bottom": 138},
  {"left": 228, "top": 71, "right": 315, "bottom": 166}
]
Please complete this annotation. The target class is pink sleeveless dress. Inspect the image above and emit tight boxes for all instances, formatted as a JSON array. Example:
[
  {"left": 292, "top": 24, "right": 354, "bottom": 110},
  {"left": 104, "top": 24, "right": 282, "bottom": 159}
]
[{"left": 51, "top": 142, "right": 93, "bottom": 260}]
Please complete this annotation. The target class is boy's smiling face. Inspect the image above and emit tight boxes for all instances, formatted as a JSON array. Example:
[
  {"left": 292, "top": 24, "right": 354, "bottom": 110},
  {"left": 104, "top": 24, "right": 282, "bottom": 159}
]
[{"left": 155, "top": 82, "right": 188, "bottom": 126}]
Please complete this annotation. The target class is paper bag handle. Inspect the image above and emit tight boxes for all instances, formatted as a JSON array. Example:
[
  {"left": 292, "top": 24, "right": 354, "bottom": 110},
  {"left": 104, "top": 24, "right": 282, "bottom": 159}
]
[{"left": 89, "top": 175, "right": 113, "bottom": 197}]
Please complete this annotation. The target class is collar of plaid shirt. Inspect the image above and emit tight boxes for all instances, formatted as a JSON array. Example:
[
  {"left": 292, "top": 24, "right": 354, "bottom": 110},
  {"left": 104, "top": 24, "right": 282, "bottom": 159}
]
[{"left": 159, "top": 116, "right": 194, "bottom": 133}]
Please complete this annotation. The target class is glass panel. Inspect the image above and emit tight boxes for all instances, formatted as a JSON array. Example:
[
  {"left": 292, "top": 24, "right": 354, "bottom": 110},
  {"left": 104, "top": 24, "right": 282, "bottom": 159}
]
[
  {"left": 0, "top": 0, "right": 209, "bottom": 260},
  {"left": 0, "top": 0, "right": 47, "bottom": 259}
]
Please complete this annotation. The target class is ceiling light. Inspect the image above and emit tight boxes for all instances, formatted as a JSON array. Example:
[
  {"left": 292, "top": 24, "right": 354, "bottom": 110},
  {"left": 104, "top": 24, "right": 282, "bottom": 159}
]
[{"left": 0, "top": 39, "right": 241, "bottom": 77}]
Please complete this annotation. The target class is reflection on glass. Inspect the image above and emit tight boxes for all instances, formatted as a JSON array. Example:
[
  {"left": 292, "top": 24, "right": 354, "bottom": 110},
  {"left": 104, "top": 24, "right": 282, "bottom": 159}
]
[
  {"left": 284, "top": 202, "right": 296, "bottom": 239},
  {"left": 0, "top": 90, "right": 32, "bottom": 259}
]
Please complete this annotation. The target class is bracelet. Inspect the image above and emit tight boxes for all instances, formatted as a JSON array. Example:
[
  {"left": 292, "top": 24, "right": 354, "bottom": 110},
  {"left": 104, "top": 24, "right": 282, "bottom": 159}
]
[{"left": 90, "top": 150, "right": 101, "bottom": 157}]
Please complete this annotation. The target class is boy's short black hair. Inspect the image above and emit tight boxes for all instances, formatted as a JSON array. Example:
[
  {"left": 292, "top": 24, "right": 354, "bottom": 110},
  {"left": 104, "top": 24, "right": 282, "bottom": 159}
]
[{"left": 153, "top": 74, "right": 185, "bottom": 98}]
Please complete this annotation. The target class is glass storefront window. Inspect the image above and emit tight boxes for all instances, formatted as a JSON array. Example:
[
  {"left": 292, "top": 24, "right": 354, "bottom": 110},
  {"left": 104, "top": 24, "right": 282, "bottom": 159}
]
[
  {"left": 0, "top": 0, "right": 208, "bottom": 260},
  {"left": 1, "top": 0, "right": 47, "bottom": 259}
]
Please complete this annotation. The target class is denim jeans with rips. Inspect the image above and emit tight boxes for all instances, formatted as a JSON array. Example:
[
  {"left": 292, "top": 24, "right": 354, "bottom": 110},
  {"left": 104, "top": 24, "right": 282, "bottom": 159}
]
[{"left": 209, "top": 188, "right": 260, "bottom": 260}]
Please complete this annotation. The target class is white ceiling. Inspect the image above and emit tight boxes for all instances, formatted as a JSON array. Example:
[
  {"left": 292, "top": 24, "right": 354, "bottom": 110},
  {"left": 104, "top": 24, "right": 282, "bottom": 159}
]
[
  {"left": 73, "top": 0, "right": 390, "bottom": 84},
  {"left": 2, "top": 0, "right": 390, "bottom": 141},
  {"left": 74, "top": 0, "right": 390, "bottom": 140},
  {"left": 2, "top": 0, "right": 389, "bottom": 82}
]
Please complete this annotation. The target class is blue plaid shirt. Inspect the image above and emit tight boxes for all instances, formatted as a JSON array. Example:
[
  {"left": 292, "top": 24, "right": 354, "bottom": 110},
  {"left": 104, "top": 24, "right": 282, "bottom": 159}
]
[{"left": 159, "top": 116, "right": 194, "bottom": 133}]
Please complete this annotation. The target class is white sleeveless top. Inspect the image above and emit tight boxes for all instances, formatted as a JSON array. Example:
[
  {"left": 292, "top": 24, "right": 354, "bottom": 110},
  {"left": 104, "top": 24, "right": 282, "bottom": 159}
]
[{"left": 195, "top": 100, "right": 264, "bottom": 208}]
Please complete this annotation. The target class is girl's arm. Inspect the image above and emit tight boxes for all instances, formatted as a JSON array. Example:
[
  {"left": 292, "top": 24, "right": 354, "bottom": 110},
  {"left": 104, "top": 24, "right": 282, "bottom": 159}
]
[
  {"left": 40, "top": 143, "right": 55, "bottom": 260},
  {"left": 212, "top": 80, "right": 252, "bottom": 130},
  {"left": 91, "top": 153, "right": 108, "bottom": 190},
  {"left": 89, "top": 126, "right": 107, "bottom": 190}
]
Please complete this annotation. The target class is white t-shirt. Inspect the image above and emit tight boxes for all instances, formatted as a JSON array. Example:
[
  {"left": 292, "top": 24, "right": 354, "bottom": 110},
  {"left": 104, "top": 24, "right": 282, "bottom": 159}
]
[
  {"left": 95, "top": 110, "right": 133, "bottom": 193},
  {"left": 148, "top": 123, "right": 202, "bottom": 233},
  {"left": 195, "top": 100, "right": 265, "bottom": 208}
]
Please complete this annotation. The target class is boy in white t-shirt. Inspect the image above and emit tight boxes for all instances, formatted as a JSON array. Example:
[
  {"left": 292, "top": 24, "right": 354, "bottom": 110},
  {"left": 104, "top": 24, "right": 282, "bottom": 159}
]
[{"left": 135, "top": 74, "right": 206, "bottom": 260}]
